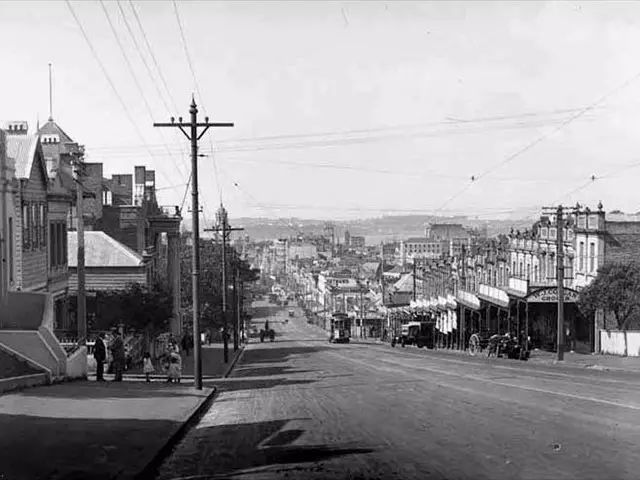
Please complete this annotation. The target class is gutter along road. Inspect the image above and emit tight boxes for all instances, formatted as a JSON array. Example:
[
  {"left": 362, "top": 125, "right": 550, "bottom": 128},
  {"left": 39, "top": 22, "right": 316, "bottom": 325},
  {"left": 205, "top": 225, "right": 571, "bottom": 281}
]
[{"left": 157, "top": 301, "right": 640, "bottom": 480}]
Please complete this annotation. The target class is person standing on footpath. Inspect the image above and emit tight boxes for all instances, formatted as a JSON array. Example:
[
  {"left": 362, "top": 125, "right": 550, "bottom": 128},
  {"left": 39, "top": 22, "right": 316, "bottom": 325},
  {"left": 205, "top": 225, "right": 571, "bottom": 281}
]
[
  {"left": 181, "top": 333, "right": 191, "bottom": 357},
  {"left": 94, "top": 332, "right": 106, "bottom": 382},
  {"left": 110, "top": 331, "right": 125, "bottom": 382}
]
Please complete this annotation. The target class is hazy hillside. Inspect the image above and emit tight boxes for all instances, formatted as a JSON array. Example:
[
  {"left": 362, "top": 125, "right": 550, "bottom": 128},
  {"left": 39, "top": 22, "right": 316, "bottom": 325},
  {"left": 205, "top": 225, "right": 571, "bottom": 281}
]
[{"left": 229, "top": 214, "right": 536, "bottom": 244}]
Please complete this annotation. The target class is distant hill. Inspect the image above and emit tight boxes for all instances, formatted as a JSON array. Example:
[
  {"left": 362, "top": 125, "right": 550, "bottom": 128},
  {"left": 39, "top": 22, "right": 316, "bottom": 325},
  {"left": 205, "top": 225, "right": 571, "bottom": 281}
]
[{"left": 228, "top": 213, "right": 537, "bottom": 244}]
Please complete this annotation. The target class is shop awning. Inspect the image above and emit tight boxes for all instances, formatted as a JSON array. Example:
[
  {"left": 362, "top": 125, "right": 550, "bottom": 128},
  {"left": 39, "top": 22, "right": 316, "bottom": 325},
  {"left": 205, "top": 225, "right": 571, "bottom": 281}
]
[
  {"left": 477, "top": 284, "right": 510, "bottom": 308},
  {"left": 456, "top": 290, "right": 481, "bottom": 310}
]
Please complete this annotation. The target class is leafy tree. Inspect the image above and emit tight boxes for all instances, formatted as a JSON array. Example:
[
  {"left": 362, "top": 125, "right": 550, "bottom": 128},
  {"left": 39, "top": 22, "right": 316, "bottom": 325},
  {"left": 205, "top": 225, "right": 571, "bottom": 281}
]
[
  {"left": 92, "top": 281, "right": 172, "bottom": 343},
  {"left": 578, "top": 262, "right": 640, "bottom": 356},
  {"left": 179, "top": 233, "right": 259, "bottom": 336}
]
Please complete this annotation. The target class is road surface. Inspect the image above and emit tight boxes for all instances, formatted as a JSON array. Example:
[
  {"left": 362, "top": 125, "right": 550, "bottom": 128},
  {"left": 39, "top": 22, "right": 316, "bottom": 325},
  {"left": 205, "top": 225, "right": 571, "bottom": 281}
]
[{"left": 156, "top": 301, "right": 640, "bottom": 479}]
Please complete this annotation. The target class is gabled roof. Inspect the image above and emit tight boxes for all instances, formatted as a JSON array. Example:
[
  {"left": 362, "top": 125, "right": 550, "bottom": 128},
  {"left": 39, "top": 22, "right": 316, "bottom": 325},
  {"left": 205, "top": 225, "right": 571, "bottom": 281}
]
[
  {"left": 5, "top": 134, "right": 42, "bottom": 179},
  {"left": 37, "top": 119, "right": 75, "bottom": 143},
  {"left": 392, "top": 273, "right": 423, "bottom": 293},
  {"left": 67, "top": 231, "right": 143, "bottom": 268}
]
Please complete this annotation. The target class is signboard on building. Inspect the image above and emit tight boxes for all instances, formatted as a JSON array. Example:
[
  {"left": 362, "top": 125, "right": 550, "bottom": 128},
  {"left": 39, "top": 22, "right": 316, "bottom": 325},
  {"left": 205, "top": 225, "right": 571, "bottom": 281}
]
[{"left": 527, "top": 287, "right": 579, "bottom": 303}]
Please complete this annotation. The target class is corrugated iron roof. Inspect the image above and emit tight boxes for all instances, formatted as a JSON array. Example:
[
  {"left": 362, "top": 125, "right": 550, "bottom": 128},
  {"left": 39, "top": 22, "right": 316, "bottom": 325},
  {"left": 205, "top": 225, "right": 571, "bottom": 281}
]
[{"left": 67, "top": 231, "right": 143, "bottom": 268}]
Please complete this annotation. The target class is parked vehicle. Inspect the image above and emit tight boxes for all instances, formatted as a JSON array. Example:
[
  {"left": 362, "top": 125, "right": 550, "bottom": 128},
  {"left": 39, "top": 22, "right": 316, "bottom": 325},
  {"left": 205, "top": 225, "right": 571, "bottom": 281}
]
[
  {"left": 288, "top": 309, "right": 295, "bottom": 317},
  {"left": 391, "top": 321, "right": 435, "bottom": 348},
  {"left": 469, "top": 331, "right": 530, "bottom": 360},
  {"left": 329, "top": 313, "right": 351, "bottom": 343}
]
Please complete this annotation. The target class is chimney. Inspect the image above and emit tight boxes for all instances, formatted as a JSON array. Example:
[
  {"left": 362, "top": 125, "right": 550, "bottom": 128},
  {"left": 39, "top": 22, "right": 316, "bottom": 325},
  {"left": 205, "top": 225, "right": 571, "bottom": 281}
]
[
  {"left": 134, "top": 166, "right": 145, "bottom": 206},
  {"left": 4, "top": 121, "right": 28, "bottom": 135}
]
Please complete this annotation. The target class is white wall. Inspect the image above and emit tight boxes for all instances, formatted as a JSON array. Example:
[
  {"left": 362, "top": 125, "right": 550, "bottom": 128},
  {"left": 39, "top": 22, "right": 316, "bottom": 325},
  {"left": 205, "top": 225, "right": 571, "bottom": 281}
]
[{"left": 599, "top": 330, "right": 640, "bottom": 357}]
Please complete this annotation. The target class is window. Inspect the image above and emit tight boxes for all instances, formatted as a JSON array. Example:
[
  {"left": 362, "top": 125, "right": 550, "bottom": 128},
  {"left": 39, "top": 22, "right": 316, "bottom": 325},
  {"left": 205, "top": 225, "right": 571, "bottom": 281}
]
[
  {"left": 22, "top": 203, "right": 30, "bottom": 249},
  {"left": 589, "top": 242, "right": 595, "bottom": 272},
  {"left": 40, "top": 204, "right": 46, "bottom": 248},
  {"left": 579, "top": 241, "right": 584, "bottom": 271},
  {"left": 8, "top": 218, "right": 13, "bottom": 282},
  {"left": 540, "top": 227, "right": 548, "bottom": 238},
  {"left": 526, "top": 264, "right": 531, "bottom": 280},
  {"left": 549, "top": 254, "right": 555, "bottom": 279},
  {"left": 549, "top": 228, "right": 557, "bottom": 239},
  {"left": 49, "top": 221, "right": 68, "bottom": 270},
  {"left": 31, "top": 203, "right": 38, "bottom": 250}
]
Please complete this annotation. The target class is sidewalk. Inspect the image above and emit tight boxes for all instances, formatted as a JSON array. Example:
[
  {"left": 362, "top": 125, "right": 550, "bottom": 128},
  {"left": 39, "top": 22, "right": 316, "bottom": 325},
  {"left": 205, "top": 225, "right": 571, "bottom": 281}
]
[
  {"left": 0, "top": 344, "right": 245, "bottom": 480},
  {"left": 113, "top": 343, "right": 244, "bottom": 381},
  {"left": 528, "top": 349, "right": 640, "bottom": 372},
  {"left": 351, "top": 337, "right": 640, "bottom": 374},
  {"left": 0, "top": 381, "right": 214, "bottom": 480}
]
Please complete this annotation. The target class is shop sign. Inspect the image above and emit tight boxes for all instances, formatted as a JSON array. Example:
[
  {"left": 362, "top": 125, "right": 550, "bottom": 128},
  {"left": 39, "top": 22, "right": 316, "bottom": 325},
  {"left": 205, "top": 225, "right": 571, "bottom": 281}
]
[{"left": 527, "top": 288, "right": 578, "bottom": 303}]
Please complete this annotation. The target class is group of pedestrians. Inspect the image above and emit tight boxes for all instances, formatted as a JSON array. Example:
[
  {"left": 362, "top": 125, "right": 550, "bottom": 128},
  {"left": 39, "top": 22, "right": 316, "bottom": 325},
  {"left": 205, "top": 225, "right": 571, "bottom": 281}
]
[
  {"left": 93, "top": 331, "right": 126, "bottom": 382},
  {"left": 94, "top": 330, "right": 193, "bottom": 383}
]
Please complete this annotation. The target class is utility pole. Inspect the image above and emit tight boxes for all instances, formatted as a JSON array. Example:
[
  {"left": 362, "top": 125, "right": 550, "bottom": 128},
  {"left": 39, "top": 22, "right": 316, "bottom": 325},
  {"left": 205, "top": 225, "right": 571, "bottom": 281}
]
[
  {"left": 556, "top": 205, "right": 565, "bottom": 361},
  {"left": 205, "top": 206, "right": 244, "bottom": 361},
  {"left": 72, "top": 150, "right": 87, "bottom": 348},
  {"left": 412, "top": 260, "right": 417, "bottom": 302},
  {"left": 154, "top": 98, "right": 234, "bottom": 389}
]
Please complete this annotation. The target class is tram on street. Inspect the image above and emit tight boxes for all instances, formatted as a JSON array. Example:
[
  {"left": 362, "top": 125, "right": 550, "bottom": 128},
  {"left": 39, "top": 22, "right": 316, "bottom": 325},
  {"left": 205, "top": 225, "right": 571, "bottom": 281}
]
[{"left": 329, "top": 313, "right": 351, "bottom": 343}]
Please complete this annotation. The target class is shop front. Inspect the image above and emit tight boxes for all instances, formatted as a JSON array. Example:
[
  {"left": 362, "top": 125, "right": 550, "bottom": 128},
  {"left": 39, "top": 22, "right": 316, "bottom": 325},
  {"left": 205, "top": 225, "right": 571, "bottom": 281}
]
[{"left": 524, "top": 287, "right": 592, "bottom": 353}]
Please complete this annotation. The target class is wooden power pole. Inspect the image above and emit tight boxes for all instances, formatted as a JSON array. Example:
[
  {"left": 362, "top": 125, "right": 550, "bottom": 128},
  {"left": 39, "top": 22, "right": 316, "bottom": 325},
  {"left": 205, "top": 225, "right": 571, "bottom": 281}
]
[
  {"left": 154, "top": 98, "right": 233, "bottom": 389},
  {"left": 205, "top": 206, "right": 243, "bottom": 362},
  {"left": 72, "top": 150, "right": 87, "bottom": 348},
  {"left": 556, "top": 205, "right": 565, "bottom": 361}
]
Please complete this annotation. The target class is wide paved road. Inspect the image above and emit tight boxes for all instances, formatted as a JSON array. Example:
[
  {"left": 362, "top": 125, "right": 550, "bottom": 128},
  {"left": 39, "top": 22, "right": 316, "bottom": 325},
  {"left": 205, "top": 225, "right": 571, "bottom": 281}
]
[{"left": 157, "top": 301, "right": 640, "bottom": 480}]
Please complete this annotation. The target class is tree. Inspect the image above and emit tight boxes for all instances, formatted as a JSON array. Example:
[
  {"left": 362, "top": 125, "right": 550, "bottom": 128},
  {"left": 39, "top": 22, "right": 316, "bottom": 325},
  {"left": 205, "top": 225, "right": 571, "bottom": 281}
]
[
  {"left": 578, "top": 262, "right": 640, "bottom": 356},
  {"left": 179, "top": 233, "right": 260, "bottom": 336},
  {"left": 95, "top": 281, "right": 172, "bottom": 337}
]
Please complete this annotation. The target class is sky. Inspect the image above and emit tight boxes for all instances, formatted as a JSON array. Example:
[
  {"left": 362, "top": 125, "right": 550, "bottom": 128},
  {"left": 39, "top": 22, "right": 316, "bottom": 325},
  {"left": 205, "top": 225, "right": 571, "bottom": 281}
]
[{"left": 2, "top": 1, "right": 640, "bottom": 222}]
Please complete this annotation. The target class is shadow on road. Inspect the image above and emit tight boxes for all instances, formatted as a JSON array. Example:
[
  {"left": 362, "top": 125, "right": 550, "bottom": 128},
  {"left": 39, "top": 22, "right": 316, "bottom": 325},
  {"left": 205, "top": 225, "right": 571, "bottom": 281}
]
[
  {"left": 213, "top": 377, "right": 317, "bottom": 394},
  {"left": 232, "top": 365, "right": 317, "bottom": 377},
  {"left": 158, "top": 419, "right": 374, "bottom": 479},
  {"left": 240, "top": 345, "right": 331, "bottom": 365}
]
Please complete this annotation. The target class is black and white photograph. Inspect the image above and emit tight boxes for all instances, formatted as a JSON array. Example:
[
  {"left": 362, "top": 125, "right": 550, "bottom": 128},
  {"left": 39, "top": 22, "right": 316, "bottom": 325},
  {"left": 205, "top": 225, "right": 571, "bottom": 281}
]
[{"left": 2, "top": 1, "right": 640, "bottom": 479}]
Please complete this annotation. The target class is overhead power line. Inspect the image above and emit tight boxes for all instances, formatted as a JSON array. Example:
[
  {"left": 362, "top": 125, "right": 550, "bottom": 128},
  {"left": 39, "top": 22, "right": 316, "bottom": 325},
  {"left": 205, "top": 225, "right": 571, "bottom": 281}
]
[
  {"left": 128, "top": 0, "right": 180, "bottom": 112},
  {"left": 171, "top": 0, "right": 223, "bottom": 201},
  {"left": 65, "top": 0, "right": 173, "bottom": 187},
  {"left": 99, "top": 0, "right": 188, "bottom": 179}
]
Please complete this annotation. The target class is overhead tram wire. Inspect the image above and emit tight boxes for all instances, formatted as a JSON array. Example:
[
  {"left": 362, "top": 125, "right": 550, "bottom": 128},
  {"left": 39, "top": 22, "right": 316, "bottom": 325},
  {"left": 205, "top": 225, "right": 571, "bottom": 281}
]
[
  {"left": 435, "top": 70, "right": 640, "bottom": 214},
  {"left": 65, "top": 0, "right": 173, "bottom": 187},
  {"left": 171, "top": 0, "right": 223, "bottom": 203},
  {"left": 99, "top": 0, "right": 188, "bottom": 179},
  {"left": 86, "top": 111, "right": 600, "bottom": 156}
]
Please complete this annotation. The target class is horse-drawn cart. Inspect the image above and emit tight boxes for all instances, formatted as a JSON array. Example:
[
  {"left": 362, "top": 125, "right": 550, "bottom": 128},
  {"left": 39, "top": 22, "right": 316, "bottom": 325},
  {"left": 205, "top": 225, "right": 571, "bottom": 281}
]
[{"left": 468, "top": 330, "right": 530, "bottom": 360}]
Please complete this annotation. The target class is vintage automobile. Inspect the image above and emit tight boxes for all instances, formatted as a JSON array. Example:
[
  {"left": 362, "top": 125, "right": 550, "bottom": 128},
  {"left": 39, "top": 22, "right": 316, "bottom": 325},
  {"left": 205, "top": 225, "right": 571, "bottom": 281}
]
[
  {"left": 329, "top": 313, "right": 351, "bottom": 343},
  {"left": 391, "top": 321, "right": 435, "bottom": 349},
  {"left": 288, "top": 309, "right": 295, "bottom": 317}
]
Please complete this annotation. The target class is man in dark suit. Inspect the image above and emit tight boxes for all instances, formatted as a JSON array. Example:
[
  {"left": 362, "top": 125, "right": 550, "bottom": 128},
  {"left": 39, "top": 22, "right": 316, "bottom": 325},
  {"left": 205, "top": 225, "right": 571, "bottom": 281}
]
[{"left": 94, "top": 332, "right": 106, "bottom": 382}]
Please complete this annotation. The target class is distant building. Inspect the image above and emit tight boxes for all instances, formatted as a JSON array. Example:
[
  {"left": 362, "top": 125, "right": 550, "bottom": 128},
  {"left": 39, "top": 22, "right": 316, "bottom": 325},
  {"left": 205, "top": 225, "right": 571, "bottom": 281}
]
[
  {"left": 400, "top": 237, "right": 445, "bottom": 261},
  {"left": 288, "top": 243, "right": 317, "bottom": 261},
  {"left": 425, "top": 223, "right": 473, "bottom": 257},
  {"left": 350, "top": 236, "right": 365, "bottom": 249}
]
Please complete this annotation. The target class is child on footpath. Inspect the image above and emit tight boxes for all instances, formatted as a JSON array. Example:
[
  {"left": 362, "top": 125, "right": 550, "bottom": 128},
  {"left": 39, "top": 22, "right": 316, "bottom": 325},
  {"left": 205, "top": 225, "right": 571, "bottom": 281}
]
[
  {"left": 143, "top": 352, "right": 155, "bottom": 382},
  {"left": 167, "top": 350, "right": 182, "bottom": 383}
]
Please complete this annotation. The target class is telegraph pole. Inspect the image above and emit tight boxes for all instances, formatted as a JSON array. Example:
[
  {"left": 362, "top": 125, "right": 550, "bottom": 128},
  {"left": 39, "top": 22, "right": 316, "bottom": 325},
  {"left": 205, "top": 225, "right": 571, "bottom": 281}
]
[
  {"left": 205, "top": 206, "right": 243, "bottom": 362},
  {"left": 72, "top": 150, "right": 87, "bottom": 348},
  {"left": 412, "top": 260, "right": 417, "bottom": 302},
  {"left": 154, "top": 98, "right": 234, "bottom": 389},
  {"left": 556, "top": 205, "right": 565, "bottom": 361}
]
